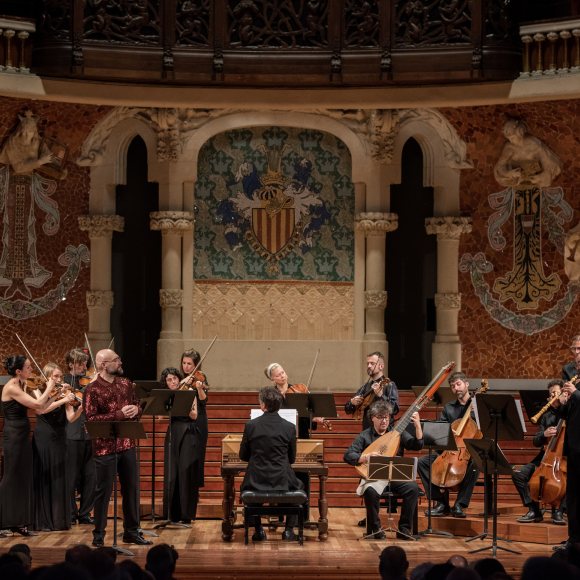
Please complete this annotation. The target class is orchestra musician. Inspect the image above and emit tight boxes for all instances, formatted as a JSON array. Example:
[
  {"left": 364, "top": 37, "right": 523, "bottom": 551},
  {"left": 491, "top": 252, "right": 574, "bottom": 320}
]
[
  {"left": 64, "top": 348, "right": 96, "bottom": 526},
  {"left": 417, "top": 371, "right": 479, "bottom": 519},
  {"left": 512, "top": 379, "right": 566, "bottom": 525},
  {"left": 0, "top": 355, "right": 54, "bottom": 537},
  {"left": 265, "top": 362, "right": 326, "bottom": 522},
  {"left": 179, "top": 348, "right": 208, "bottom": 520},
  {"left": 32, "top": 362, "right": 82, "bottom": 531},
  {"left": 159, "top": 367, "right": 201, "bottom": 524},
  {"left": 343, "top": 400, "right": 423, "bottom": 540},
  {"left": 84, "top": 349, "right": 152, "bottom": 547},
  {"left": 344, "top": 352, "right": 399, "bottom": 430},
  {"left": 239, "top": 386, "right": 304, "bottom": 542},
  {"left": 554, "top": 334, "right": 580, "bottom": 549}
]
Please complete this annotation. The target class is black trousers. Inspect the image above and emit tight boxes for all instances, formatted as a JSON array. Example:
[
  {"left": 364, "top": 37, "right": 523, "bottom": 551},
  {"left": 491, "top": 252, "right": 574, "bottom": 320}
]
[
  {"left": 567, "top": 451, "right": 580, "bottom": 542},
  {"left": 512, "top": 462, "right": 539, "bottom": 508},
  {"left": 363, "top": 481, "right": 418, "bottom": 534},
  {"left": 417, "top": 453, "right": 479, "bottom": 509},
  {"left": 93, "top": 448, "right": 139, "bottom": 539},
  {"left": 67, "top": 439, "right": 96, "bottom": 520}
]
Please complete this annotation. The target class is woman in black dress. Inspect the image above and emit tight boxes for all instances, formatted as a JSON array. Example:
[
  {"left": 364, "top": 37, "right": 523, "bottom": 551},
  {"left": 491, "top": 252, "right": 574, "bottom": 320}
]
[
  {"left": 160, "top": 367, "right": 201, "bottom": 524},
  {"left": 0, "top": 355, "right": 54, "bottom": 536},
  {"left": 32, "top": 362, "right": 82, "bottom": 531}
]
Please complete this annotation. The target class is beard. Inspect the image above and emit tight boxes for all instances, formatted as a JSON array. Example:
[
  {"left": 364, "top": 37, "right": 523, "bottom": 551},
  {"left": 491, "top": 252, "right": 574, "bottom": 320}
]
[{"left": 110, "top": 366, "right": 124, "bottom": 376}]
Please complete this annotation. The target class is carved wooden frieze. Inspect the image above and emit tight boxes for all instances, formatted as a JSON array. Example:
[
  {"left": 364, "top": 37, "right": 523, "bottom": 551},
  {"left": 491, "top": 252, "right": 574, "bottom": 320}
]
[
  {"left": 176, "top": 0, "right": 211, "bottom": 46},
  {"left": 345, "top": 0, "right": 380, "bottom": 48}
]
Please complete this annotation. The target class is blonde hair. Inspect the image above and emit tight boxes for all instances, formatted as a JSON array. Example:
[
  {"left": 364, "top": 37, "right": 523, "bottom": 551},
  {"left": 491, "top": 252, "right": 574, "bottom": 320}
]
[
  {"left": 264, "top": 363, "right": 282, "bottom": 380},
  {"left": 42, "top": 362, "right": 61, "bottom": 380}
]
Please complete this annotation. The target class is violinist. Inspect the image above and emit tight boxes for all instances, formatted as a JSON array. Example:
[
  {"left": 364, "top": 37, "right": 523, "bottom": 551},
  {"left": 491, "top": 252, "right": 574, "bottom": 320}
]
[
  {"left": 179, "top": 349, "right": 208, "bottom": 520},
  {"left": 343, "top": 400, "right": 423, "bottom": 540},
  {"left": 344, "top": 352, "right": 399, "bottom": 430},
  {"left": 554, "top": 333, "right": 580, "bottom": 549},
  {"left": 512, "top": 379, "right": 566, "bottom": 525},
  {"left": 265, "top": 362, "right": 326, "bottom": 523},
  {"left": 160, "top": 367, "right": 200, "bottom": 524},
  {"left": 32, "top": 362, "right": 82, "bottom": 531},
  {"left": 64, "top": 347, "right": 96, "bottom": 526},
  {"left": 417, "top": 372, "right": 479, "bottom": 519},
  {"left": 0, "top": 355, "right": 54, "bottom": 536}
]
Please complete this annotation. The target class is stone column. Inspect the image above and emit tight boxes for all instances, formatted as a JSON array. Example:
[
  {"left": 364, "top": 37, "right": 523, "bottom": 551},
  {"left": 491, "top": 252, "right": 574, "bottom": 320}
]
[
  {"left": 150, "top": 211, "right": 195, "bottom": 339},
  {"left": 425, "top": 216, "right": 472, "bottom": 370},
  {"left": 78, "top": 214, "right": 124, "bottom": 345},
  {"left": 355, "top": 212, "right": 398, "bottom": 344}
]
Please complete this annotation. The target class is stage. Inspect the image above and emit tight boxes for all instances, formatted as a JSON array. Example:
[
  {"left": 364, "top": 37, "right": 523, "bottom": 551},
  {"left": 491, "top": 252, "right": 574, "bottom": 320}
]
[{"left": 0, "top": 507, "right": 559, "bottom": 579}]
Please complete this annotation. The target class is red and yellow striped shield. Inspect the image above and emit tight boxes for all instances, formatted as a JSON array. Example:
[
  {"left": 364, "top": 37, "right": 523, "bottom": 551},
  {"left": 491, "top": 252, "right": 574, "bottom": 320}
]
[{"left": 251, "top": 207, "right": 295, "bottom": 256}]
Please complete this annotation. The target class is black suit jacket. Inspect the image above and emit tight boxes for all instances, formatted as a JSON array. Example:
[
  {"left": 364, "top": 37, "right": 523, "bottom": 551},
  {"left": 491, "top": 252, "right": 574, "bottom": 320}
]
[{"left": 239, "top": 411, "right": 303, "bottom": 492}]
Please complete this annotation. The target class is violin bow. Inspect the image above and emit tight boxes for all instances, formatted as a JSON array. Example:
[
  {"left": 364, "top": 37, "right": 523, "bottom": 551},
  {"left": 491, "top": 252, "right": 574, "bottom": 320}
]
[
  {"left": 305, "top": 349, "right": 320, "bottom": 390},
  {"left": 181, "top": 335, "right": 218, "bottom": 385},
  {"left": 84, "top": 332, "right": 96, "bottom": 372},
  {"left": 15, "top": 333, "right": 49, "bottom": 383}
]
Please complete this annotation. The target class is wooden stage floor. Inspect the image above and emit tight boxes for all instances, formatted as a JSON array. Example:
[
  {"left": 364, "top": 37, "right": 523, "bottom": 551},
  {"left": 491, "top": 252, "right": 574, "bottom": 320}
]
[{"left": 0, "top": 507, "right": 560, "bottom": 579}]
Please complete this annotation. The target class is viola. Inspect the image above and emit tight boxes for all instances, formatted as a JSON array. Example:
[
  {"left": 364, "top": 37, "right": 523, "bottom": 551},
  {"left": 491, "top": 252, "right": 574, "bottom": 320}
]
[
  {"left": 353, "top": 377, "right": 391, "bottom": 421},
  {"left": 431, "top": 379, "right": 489, "bottom": 489}
]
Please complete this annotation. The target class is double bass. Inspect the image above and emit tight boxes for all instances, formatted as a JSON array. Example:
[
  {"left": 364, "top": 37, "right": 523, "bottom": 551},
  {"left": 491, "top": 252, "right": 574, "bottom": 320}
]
[
  {"left": 430, "top": 379, "right": 488, "bottom": 489},
  {"left": 355, "top": 362, "right": 455, "bottom": 479}
]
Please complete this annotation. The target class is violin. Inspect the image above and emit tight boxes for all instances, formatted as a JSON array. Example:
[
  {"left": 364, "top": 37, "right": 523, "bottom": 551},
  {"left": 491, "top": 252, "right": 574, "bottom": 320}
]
[
  {"left": 179, "top": 370, "right": 209, "bottom": 391},
  {"left": 431, "top": 379, "right": 488, "bottom": 489},
  {"left": 353, "top": 376, "right": 391, "bottom": 421}
]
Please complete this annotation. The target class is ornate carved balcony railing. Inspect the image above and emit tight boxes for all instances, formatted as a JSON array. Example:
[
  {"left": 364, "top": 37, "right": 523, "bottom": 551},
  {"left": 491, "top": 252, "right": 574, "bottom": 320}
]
[
  {"left": 520, "top": 18, "right": 580, "bottom": 77},
  {"left": 0, "top": 16, "right": 35, "bottom": 73},
  {"left": 32, "top": 0, "right": 522, "bottom": 87}
]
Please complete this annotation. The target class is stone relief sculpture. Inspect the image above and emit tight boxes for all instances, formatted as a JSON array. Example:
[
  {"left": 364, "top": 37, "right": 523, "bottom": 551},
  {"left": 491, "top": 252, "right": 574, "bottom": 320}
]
[
  {"left": 0, "top": 111, "right": 88, "bottom": 318},
  {"left": 460, "top": 118, "right": 577, "bottom": 335}
]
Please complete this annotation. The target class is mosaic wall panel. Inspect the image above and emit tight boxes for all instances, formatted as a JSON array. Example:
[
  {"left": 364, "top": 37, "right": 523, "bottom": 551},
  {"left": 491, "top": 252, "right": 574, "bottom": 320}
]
[
  {"left": 0, "top": 96, "right": 110, "bottom": 366},
  {"left": 194, "top": 126, "right": 355, "bottom": 282},
  {"left": 192, "top": 281, "right": 354, "bottom": 340},
  {"left": 443, "top": 100, "right": 580, "bottom": 379}
]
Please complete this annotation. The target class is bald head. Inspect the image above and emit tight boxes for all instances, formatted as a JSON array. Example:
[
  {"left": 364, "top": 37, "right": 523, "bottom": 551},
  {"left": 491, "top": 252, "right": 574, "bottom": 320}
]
[{"left": 96, "top": 349, "right": 123, "bottom": 377}]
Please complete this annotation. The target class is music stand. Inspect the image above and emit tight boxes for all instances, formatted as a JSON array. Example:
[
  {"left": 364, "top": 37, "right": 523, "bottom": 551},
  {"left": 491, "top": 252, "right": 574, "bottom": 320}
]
[
  {"left": 419, "top": 421, "right": 456, "bottom": 538},
  {"left": 361, "top": 456, "right": 418, "bottom": 541},
  {"left": 518, "top": 390, "right": 550, "bottom": 423},
  {"left": 135, "top": 382, "right": 162, "bottom": 523},
  {"left": 286, "top": 392, "right": 338, "bottom": 436},
  {"left": 465, "top": 393, "right": 525, "bottom": 557},
  {"left": 85, "top": 420, "right": 147, "bottom": 557},
  {"left": 143, "top": 390, "right": 196, "bottom": 530}
]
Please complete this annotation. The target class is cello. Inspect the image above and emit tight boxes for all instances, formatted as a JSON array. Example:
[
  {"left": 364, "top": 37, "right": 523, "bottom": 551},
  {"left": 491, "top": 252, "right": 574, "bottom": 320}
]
[
  {"left": 355, "top": 361, "right": 455, "bottom": 479},
  {"left": 430, "top": 379, "right": 488, "bottom": 489}
]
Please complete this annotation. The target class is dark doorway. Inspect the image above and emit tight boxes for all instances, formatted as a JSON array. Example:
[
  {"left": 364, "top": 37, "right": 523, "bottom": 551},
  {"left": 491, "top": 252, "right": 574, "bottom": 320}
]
[
  {"left": 111, "top": 137, "right": 161, "bottom": 380},
  {"left": 386, "top": 138, "right": 436, "bottom": 389}
]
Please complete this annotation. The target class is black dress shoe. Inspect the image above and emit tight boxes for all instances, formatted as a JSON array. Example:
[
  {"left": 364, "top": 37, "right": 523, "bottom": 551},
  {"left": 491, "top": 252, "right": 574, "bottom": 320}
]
[
  {"left": 396, "top": 528, "right": 419, "bottom": 541},
  {"left": 357, "top": 517, "right": 366, "bottom": 527},
  {"left": 552, "top": 509, "right": 566, "bottom": 525},
  {"left": 78, "top": 516, "right": 95, "bottom": 525},
  {"left": 92, "top": 537, "right": 104, "bottom": 548},
  {"left": 517, "top": 509, "right": 543, "bottom": 523},
  {"left": 252, "top": 528, "right": 267, "bottom": 542},
  {"left": 426, "top": 502, "right": 450, "bottom": 517},
  {"left": 364, "top": 529, "right": 386, "bottom": 540},
  {"left": 122, "top": 534, "right": 153, "bottom": 545},
  {"left": 451, "top": 505, "right": 467, "bottom": 518},
  {"left": 282, "top": 528, "right": 296, "bottom": 541},
  {"left": 11, "top": 527, "right": 37, "bottom": 537}
]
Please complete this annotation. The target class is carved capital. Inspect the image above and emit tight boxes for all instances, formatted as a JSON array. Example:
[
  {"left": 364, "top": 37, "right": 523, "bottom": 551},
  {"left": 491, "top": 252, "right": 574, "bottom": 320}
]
[
  {"left": 365, "top": 290, "right": 388, "bottom": 310},
  {"left": 160, "top": 289, "right": 183, "bottom": 308},
  {"left": 435, "top": 292, "right": 461, "bottom": 309},
  {"left": 425, "top": 217, "right": 472, "bottom": 240},
  {"left": 150, "top": 211, "right": 195, "bottom": 233},
  {"left": 355, "top": 212, "right": 398, "bottom": 236},
  {"left": 78, "top": 215, "right": 124, "bottom": 238},
  {"left": 86, "top": 290, "right": 114, "bottom": 309}
]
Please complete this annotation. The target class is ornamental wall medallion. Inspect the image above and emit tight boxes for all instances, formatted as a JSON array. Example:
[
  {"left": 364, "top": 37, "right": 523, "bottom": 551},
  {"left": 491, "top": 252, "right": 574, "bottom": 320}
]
[
  {"left": 460, "top": 119, "right": 577, "bottom": 335},
  {"left": 0, "top": 111, "right": 89, "bottom": 320},
  {"left": 195, "top": 126, "right": 354, "bottom": 280}
]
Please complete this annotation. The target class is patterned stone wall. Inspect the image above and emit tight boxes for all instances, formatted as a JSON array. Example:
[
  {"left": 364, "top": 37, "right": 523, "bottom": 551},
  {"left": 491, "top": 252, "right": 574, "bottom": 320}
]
[{"left": 444, "top": 100, "right": 580, "bottom": 379}]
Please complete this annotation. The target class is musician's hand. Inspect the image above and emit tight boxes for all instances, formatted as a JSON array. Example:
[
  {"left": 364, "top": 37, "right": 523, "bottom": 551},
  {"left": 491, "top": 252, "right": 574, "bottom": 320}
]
[
  {"left": 544, "top": 426, "right": 558, "bottom": 437},
  {"left": 563, "top": 381, "right": 577, "bottom": 396},
  {"left": 351, "top": 395, "right": 363, "bottom": 406},
  {"left": 121, "top": 404, "right": 139, "bottom": 419},
  {"left": 313, "top": 417, "right": 325, "bottom": 424},
  {"left": 411, "top": 412, "right": 420, "bottom": 426},
  {"left": 65, "top": 392, "right": 76, "bottom": 403},
  {"left": 372, "top": 383, "right": 384, "bottom": 397},
  {"left": 194, "top": 381, "right": 204, "bottom": 390}
]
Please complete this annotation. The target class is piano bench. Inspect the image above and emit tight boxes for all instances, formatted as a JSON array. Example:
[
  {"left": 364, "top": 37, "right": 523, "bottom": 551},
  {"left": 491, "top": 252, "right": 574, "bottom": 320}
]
[{"left": 241, "top": 490, "right": 308, "bottom": 546}]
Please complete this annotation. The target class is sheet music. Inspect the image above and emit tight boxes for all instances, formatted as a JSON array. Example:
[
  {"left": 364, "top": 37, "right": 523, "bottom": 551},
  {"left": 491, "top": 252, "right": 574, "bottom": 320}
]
[
  {"left": 250, "top": 408, "right": 298, "bottom": 428},
  {"left": 514, "top": 398, "right": 527, "bottom": 434},
  {"left": 471, "top": 396, "right": 481, "bottom": 430}
]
